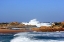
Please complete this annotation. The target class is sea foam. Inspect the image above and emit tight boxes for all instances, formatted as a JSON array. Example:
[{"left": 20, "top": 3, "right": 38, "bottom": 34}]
[{"left": 10, "top": 32, "right": 64, "bottom": 42}]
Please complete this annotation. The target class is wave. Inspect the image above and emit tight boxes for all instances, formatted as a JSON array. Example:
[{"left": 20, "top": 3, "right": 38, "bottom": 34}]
[
  {"left": 10, "top": 32, "right": 64, "bottom": 42},
  {"left": 22, "top": 19, "right": 52, "bottom": 27}
]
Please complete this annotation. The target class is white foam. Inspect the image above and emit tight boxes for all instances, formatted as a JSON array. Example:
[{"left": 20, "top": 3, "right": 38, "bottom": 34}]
[
  {"left": 10, "top": 36, "right": 64, "bottom": 42},
  {"left": 22, "top": 19, "right": 52, "bottom": 27},
  {"left": 10, "top": 32, "right": 64, "bottom": 42},
  {"left": 0, "top": 41, "right": 3, "bottom": 42}
]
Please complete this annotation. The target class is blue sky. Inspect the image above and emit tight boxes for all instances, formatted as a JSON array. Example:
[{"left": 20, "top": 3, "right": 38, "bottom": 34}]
[{"left": 0, "top": 0, "right": 64, "bottom": 22}]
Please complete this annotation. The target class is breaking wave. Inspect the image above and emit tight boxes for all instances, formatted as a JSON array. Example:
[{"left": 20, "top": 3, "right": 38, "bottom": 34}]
[
  {"left": 22, "top": 19, "right": 52, "bottom": 27},
  {"left": 10, "top": 32, "right": 64, "bottom": 42}
]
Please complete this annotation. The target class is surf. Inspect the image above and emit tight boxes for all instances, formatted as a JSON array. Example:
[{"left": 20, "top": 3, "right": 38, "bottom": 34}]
[{"left": 10, "top": 32, "right": 64, "bottom": 42}]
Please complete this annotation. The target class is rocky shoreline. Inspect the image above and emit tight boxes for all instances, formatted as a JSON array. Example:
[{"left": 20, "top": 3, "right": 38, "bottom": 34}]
[{"left": 0, "top": 21, "right": 64, "bottom": 33}]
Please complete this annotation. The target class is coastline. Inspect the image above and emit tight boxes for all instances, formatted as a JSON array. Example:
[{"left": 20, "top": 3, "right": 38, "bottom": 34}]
[{"left": 0, "top": 22, "right": 64, "bottom": 33}]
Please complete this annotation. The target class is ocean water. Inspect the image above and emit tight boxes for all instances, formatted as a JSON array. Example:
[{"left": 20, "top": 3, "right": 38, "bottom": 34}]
[{"left": 0, "top": 32, "right": 64, "bottom": 42}]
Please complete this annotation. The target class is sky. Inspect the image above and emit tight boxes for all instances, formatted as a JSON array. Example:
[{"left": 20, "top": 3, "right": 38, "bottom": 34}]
[{"left": 0, "top": 0, "right": 64, "bottom": 22}]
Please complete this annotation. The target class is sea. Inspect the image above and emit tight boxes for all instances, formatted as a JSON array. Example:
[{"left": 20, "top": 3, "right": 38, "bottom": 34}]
[{"left": 0, "top": 32, "right": 64, "bottom": 42}]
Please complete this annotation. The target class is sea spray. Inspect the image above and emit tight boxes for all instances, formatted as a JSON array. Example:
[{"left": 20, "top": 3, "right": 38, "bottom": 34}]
[{"left": 22, "top": 19, "right": 52, "bottom": 27}]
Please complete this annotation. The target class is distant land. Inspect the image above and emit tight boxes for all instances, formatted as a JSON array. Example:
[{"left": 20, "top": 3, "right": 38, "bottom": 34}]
[{"left": 0, "top": 19, "right": 64, "bottom": 33}]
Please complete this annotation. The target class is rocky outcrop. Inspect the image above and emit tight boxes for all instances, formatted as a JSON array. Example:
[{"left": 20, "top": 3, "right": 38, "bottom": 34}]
[
  {"left": 0, "top": 21, "right": 64, "bottom": 32},
  {"left": 31, "top": 28, "right": 40, "bottom": 32},
  {"left": 31, "top": 21, "right": 64, "bottom": 32}
]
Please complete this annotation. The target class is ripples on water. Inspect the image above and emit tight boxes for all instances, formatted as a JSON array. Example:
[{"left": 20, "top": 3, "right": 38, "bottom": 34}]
[
  {"left": 0, "top": 34, "right": 14, "bottom": 42},
  {"left": 0, "top": 32, "right": 64, "bottom": 42}
]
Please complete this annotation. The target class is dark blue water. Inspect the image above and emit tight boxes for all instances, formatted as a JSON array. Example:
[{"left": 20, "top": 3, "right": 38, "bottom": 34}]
[
  {"left": 0, "top": 34, "right": 14, "bottom": 42},
  {"left": 0, "top": 32, "right": 64, "bottom": 42}
]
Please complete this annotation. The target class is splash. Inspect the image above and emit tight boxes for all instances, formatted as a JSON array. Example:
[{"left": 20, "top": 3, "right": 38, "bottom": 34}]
[{"left": 22, "top": 19, "right": 52, "bottom": 27}]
